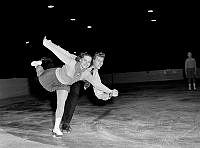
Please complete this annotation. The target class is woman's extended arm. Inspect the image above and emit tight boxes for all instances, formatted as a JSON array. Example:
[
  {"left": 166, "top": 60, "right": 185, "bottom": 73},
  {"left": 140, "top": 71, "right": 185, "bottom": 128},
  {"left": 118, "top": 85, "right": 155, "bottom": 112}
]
[{"left": 43, "top": 36, "right": 76, "bottom": 64}]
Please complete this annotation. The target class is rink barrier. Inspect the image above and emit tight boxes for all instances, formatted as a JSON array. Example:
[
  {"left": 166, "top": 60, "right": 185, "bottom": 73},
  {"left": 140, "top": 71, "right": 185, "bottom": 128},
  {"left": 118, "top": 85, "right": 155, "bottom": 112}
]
[
  {"left": 101, "top": 68, "right": 200, "bottom": 85},
  {"left": 0, "top": 78, "right": 29, "bottom": 100},
  {"left": 0, "top": 68, "right": 199, "bottom": 99}
]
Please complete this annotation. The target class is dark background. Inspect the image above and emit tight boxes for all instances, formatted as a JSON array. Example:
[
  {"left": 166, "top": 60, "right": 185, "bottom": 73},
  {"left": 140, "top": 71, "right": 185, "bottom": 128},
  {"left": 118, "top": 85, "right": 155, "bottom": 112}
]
[{"left": 1, "top": 1, "right": 199, "bottom": 78}]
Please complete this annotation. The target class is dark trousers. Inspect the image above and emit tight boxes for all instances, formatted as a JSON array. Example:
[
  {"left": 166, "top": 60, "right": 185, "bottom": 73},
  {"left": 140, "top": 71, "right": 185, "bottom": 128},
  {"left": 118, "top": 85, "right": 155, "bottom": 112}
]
[{"left": 62, "top": 81, "right": 85, "bottom": 125}]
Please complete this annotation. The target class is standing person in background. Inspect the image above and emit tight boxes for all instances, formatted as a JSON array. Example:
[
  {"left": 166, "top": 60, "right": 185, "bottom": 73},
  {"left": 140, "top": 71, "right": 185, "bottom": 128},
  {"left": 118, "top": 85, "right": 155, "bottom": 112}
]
[{"left": 185, "top": 51, "right": 197, "bottom": 90}]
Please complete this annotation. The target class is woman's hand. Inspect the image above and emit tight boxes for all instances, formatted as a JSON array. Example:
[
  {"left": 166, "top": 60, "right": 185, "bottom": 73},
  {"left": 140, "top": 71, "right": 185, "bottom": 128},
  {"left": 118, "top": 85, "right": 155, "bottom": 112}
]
[{"left": 43, "top": 36, "right": 51, "bottom": 43}]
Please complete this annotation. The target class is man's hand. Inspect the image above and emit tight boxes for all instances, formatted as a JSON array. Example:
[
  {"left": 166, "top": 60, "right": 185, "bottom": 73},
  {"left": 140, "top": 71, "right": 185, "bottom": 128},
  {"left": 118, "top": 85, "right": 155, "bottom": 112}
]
[{"left": 111, "top": 89, "right": 118, "bottom": 97}]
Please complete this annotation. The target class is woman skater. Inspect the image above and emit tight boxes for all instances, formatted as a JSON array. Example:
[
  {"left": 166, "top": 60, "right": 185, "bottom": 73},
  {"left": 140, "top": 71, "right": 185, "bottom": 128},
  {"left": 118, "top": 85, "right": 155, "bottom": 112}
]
[{"left": 31, "top": 37, "right": 92, "bottom": 137}]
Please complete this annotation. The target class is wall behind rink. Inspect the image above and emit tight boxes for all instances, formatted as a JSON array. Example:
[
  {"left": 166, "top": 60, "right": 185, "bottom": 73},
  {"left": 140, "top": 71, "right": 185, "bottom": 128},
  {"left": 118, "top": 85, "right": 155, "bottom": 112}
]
[
  {"left": 0, "top": 78, "right": 30, "bottom": 100},
  {"left": 101, "top": 69, "right": 200, "bottom": 85}
]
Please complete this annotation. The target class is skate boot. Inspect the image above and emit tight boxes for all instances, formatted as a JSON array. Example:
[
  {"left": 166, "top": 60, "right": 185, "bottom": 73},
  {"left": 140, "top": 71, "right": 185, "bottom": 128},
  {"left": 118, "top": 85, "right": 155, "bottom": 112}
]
[
  {"left": 31, "top": 60, "right": 42, "bottom": 68},
  {"left": 62, "top": 123, "right": 72, "bottom": 133}
]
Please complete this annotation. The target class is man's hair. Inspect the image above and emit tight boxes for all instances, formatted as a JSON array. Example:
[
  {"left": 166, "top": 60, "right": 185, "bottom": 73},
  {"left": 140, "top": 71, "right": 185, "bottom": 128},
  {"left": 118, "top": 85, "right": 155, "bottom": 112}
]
[
  {"left": 93, "top": 52, "right": 105, "bottom": 60},
  {"left": 75, "top": 52, "right": 91, "bottom": 62}
]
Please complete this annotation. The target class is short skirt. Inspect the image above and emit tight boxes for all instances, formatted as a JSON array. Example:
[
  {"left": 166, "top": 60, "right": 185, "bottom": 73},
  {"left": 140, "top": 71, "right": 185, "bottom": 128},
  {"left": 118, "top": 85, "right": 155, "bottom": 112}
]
[{"left": 38, "top": 68, "right": 70, "bottom": 92}]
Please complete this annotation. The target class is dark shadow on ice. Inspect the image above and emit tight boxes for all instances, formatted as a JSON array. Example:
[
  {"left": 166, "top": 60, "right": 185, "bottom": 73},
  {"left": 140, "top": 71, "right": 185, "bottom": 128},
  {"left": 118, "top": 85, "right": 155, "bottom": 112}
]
[{"left": 93, "top": 109, "right": 113, "bottom": 122}]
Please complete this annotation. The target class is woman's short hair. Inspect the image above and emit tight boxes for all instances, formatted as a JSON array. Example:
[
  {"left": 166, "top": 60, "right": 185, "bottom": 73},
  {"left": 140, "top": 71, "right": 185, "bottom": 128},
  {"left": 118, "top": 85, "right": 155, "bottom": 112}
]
[{"left": 75, "top": 52, "right": 91, "bottom": 62}]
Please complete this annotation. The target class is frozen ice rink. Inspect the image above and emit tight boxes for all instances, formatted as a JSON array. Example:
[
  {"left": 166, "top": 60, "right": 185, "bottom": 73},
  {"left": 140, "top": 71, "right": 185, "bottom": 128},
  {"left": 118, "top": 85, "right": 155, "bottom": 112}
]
[{"left": 1, "top": 81, "right": 200, "bottom": 148}]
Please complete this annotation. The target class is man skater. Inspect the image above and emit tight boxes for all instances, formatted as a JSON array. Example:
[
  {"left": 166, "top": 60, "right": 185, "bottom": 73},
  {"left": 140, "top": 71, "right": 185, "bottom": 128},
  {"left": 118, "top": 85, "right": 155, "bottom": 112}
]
[{"left": 61, "top": 52, "right": 118, "bottom": 133}]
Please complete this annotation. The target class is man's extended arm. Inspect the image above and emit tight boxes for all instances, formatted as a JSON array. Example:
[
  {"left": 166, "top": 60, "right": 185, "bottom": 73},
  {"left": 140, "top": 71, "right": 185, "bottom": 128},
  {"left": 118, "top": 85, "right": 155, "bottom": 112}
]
[{"left": 81, "top": 70, "right": 112, "bottom": 94}]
